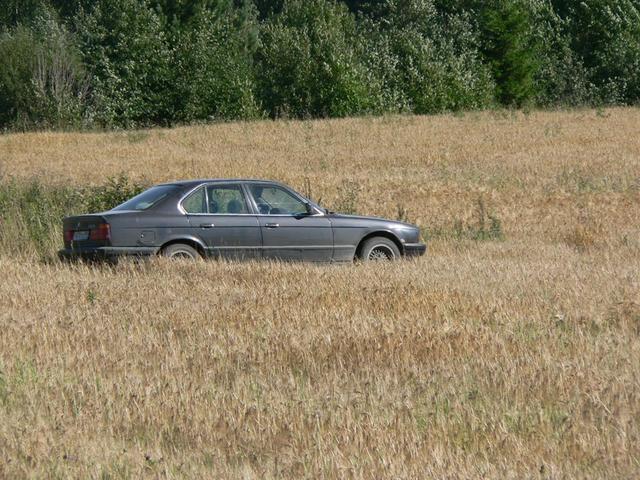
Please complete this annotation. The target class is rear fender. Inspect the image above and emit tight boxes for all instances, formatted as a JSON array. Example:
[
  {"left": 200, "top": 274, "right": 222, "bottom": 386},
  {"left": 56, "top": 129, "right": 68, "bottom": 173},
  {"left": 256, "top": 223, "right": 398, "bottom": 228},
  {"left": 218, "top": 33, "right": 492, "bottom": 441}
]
[{"left": 159, "top": 236, "right": 208, "bottom": 257}]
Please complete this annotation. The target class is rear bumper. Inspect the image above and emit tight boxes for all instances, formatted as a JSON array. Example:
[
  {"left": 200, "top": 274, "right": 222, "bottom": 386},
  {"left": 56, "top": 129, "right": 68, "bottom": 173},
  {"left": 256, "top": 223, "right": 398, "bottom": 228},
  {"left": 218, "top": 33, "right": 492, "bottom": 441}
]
[
  {"left": 58, "top": 246, "right": 158, "bottom": 261},
  {"left": 403, "top": 242, "right": 427, "bottom": 257}
]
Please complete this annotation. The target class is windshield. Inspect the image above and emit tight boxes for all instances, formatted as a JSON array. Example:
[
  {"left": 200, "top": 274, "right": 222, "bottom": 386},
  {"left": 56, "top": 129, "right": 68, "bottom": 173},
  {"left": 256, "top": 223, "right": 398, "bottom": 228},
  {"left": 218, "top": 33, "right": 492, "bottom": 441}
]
[{"left": 112, "top": 185, "right": 178, "bottom": 211}]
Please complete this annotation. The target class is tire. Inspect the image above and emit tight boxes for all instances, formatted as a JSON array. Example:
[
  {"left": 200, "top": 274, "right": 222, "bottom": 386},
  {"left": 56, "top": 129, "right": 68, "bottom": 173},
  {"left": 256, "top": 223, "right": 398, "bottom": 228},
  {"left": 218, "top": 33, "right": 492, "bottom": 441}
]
[
  {"left": 162, "top": 243, "right": 200, "bottom": 260},
  {"left": 358, "top": 236, "right": 401, "bottom": 261}
]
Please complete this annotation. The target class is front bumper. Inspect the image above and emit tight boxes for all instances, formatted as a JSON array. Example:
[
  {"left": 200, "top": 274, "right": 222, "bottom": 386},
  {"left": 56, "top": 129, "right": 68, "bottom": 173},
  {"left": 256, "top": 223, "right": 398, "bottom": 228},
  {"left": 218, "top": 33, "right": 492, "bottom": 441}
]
[
  {"left": 58, "top": 246, "right": 158, "bottom": 261},
  {"left": 403, "top": 242, "right": 427, "bottom": 257}
]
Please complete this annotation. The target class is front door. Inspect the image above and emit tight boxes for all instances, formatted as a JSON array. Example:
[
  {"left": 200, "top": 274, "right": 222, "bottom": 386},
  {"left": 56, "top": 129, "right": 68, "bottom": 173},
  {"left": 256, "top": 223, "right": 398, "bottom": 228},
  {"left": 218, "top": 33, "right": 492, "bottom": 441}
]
[
  {"left": 182, "top": 184, "right": 261, "bottom": 259},
  {"left": 246, "top": 183, "right": 333, "bottom": 261}
]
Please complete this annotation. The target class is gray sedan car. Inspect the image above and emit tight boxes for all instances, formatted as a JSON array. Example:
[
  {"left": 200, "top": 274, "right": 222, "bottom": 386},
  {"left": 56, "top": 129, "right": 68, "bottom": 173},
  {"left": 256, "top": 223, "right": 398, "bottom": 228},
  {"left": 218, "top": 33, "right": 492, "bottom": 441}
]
[{"left": 60, "top": 179, "right": 426, "bottom": 262}]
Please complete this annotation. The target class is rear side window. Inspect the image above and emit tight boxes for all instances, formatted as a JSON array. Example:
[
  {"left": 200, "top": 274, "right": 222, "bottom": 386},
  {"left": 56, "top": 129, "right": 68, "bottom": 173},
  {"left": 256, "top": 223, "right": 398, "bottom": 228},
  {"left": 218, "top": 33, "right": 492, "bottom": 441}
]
[
  {"left": 112, "top": 185, "right": 178, "bottom": 211},
  {"left": 182, "top": 187, "right": 206, "bottom": 214},
  {"left": 206, "top": 185, "right": 249, "bottom": 214}
]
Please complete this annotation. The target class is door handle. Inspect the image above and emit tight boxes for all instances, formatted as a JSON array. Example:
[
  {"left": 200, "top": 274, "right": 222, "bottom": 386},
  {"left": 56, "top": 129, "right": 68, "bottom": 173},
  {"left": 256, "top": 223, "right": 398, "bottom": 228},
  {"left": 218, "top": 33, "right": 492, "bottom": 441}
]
[
  {"left": 265, "top": 223, "right": 279, "bottom": 229},
  {"left": 199, "top": 223, "right": 215, "bottom": 228}
]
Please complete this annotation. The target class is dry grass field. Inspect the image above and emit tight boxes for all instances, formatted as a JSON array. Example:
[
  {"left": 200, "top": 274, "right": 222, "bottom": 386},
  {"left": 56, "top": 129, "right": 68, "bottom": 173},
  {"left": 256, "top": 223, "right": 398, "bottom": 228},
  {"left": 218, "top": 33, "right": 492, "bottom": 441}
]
[{"left": 0, "top": 108, "right": 639, "bottom": 478}]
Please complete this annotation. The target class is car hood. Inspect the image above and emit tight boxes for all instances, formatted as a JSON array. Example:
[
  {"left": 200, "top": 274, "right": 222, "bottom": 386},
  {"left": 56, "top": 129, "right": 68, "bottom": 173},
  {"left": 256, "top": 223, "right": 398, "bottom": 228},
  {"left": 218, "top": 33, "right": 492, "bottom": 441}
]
[{"left": 328, "top": 213, "right": 417, "bottom": 230}]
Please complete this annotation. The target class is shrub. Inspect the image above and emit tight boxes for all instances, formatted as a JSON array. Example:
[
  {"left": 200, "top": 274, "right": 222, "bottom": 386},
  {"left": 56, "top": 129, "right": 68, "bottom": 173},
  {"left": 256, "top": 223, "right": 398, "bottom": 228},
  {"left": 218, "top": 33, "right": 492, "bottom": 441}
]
[
  {"left": 0, "top": 175, "right": 147, "bottom": 260},
  {"left": 560, "top": 0, "right": 640, "bottom": 104},
  {"left": 372, "top": 0, "right": 496, "bottom": 114},
  {"left": 480, "top": 0, "right": 539, "bottom": 107},
  {"left": 80, "top": 173, "right": 147, "bottom": 213},
  {"left": 0, "top": 179, "right": 80, "bottom": 259},
  {"left": 0, "top": 10, "right": 90, "bottom": 130},
  {"left": 175, "top": 3, "right": 261, "bottom": 121},
  {"left": 74, "top": 0, "right": 174, "bottom": 127},
  {"left": 256, "top": 0, "right": 379, "bottom": 118}
]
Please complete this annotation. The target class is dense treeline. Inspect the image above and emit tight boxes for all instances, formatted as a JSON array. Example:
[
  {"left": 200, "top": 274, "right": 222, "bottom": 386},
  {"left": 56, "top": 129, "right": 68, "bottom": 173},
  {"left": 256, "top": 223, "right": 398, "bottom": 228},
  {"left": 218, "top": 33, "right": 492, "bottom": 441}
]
[{"left": 0, "top": 0, "right": 639, "bottom": 130}]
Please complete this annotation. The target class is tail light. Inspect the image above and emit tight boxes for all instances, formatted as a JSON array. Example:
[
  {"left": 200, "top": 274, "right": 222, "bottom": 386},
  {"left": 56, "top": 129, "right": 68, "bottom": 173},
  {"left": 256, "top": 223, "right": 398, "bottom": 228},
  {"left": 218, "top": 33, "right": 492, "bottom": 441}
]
[
  {"left": 89, "top": 223, "right": 111, "bottom": 241},
  {"left": 64, "top": 229, "right": 74, "bottom": 242}
]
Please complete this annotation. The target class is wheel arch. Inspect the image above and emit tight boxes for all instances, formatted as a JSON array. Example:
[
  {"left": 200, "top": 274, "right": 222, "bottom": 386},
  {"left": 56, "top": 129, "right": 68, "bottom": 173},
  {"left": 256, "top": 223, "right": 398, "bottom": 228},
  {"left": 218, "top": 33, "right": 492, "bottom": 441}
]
[
  {"left": 158, "top": 237, "right": 207, "bottom": 258},
  {"left": 355, "top": 230, "right": 404, "bottom": 259}
]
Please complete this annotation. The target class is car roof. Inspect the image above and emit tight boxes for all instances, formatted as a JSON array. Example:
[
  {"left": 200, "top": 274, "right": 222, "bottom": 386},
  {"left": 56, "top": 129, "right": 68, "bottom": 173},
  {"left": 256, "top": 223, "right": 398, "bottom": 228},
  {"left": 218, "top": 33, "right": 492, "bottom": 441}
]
[{"left": 157, "top": 179, "right": 286, "bottom": 189}]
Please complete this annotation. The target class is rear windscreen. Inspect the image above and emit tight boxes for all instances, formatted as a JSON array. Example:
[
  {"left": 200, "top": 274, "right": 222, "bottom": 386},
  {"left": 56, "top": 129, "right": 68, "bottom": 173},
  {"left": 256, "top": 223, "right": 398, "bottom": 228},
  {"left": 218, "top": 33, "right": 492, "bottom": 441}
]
[{"left": 112, "top": 185, "right": 179, "bottom": 211}]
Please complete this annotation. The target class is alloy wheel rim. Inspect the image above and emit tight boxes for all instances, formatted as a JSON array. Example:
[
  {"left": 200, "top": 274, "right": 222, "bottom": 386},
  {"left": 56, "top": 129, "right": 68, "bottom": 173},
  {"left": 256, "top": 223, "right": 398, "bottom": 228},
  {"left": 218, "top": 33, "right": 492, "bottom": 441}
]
[
  {"left": 170, "top": 250, "right": 194, "bottom": 259},
  {"left": 368, "top": 244, "right": 395, "bottom": 261}
]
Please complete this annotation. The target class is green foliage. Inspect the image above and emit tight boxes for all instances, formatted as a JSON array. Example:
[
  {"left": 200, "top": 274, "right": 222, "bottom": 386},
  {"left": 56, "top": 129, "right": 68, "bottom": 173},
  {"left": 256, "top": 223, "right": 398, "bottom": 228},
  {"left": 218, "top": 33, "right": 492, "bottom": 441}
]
[
  {"left": 175, "top": 3, "right": 261, "bottom": 121},
  {"left": 256, "top": 0, "right": 380, "bottom": 118},
  {"left": 372, "top": 0, "right": 495, "bottom": 113},
  {"left": 0, "top": 175, "right": 146, "bottom": 260},
  {"left": 0, "top": 179, "right": 80, "bottom": 258},
  {"left": 149, "top": 0, "right": 224, "bottom": 28},
  {"left": 2, "top": 0, "right": 640, "bottom": 129},
  {"left": 0, "top": 9, "right": 90, "bottom": 129},
  {"left": 528, "top": 1, "right": 594, "bottom": 107},
  {"left": 561, "top": 0, "right": 640, "bottom": 104},
  {"left": 80, "top": 174, "right": 147, "bottom": 213},
  {"left": 74, "top": 0, "right": 174, "bottom": 127},
  {"left": 0, "top": 27, "right": 36, "bottom": 128},
  {"left": 480, "top": 0, "right": 539, "bottom": 107},
  {"left": 0, "top": 0, "right": 50, "bottom": 27}
]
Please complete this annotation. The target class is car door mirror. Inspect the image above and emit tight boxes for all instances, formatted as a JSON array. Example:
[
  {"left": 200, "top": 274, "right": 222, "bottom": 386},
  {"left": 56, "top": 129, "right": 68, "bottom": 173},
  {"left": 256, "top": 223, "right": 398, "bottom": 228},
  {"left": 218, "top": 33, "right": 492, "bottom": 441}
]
[{"left": 304, "top": 202, "right": 315, "bottom": 215}]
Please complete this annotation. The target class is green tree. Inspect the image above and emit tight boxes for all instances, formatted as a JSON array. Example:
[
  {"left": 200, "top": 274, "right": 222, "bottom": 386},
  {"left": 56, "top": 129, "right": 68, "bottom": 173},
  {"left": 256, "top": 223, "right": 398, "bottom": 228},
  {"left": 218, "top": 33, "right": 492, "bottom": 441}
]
[
  {"left": 369, "top": 0, "right": 494, "bottom": 114},
  {"left": 528, "top": 1, "right": 593, "bottom": 106},
  {"left": 256, "top": 0, "right": 380, "bottom": 118},
  {"left": 0, "top": 0, "right": 49, "bottom": 27},
  {"left": 175, "top": 2, "right": 261, "bottom": 121},
  {"left": 562, "top": 0, "right": 640, "bottom": 104},
  {"left": 0, "top": 8, "right": 90, "bottom": 129},
  {"left": 480, "top": 0, "right": 539, "bottom": 107},
  {"left": 75, "top": 0, "right": 174, "bottom": 127}
]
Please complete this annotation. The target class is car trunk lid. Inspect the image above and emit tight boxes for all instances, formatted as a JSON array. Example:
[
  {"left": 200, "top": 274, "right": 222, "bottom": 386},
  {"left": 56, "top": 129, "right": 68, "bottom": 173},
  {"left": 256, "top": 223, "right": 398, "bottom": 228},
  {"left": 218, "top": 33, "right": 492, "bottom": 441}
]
[{"left": 63, "top": 214, "right": 111, "bottom": 248}]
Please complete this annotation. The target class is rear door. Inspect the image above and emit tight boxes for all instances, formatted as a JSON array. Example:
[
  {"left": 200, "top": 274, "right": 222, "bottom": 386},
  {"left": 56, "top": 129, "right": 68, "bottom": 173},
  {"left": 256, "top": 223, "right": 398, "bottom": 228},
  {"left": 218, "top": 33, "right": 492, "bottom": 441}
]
[
  {"left": 181, "top": 183, "right": 262, "bottom": 260},
  {"left": 246, "top": 183, "right": 333, "bottom": 261}
]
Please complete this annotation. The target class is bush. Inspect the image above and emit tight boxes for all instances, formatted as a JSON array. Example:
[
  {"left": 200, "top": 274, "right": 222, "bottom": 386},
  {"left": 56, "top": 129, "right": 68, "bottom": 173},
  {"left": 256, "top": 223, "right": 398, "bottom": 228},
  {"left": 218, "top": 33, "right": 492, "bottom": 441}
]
[
  {"left": 372, "top": 0, "right": 496, "bottom": 114},
  {"left": 528, "top": 1, "right": 595, "bottom": 107},
  {"left": 80, "top": 174, "right": 147, "bottom": 213},
  {"left": 560, "top": 0, "right": 640, "bottom": 104},
  {"left": 0, "top": 175, "right": 147, "bottom": 260},
  {"left": 256, "top": 0, "right": 380, "bottom": 118},
  {"left": 0, "top": 9, "right": 90, "bottom": 130},
  {"left": 0, "top": 179, "right": 80, "bottom": 259},
  {"left": 74, "top": 0, "right": 174, "bottom": 127},
  {"left": 175, "top": 3, "right": 261, "bottom": 121},
  {"left": 480, "top": 0, "right": 539, "bottom": 107}
]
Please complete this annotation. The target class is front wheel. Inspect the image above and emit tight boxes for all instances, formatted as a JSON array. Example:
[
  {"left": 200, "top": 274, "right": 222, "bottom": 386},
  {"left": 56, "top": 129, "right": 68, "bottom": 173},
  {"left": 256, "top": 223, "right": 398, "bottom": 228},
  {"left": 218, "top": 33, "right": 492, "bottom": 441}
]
[
  {"left": 162, "top": 243, "right": 200, "bottom": 260},
  {"left": 358, "top": 237, "right": 401, "bottom": 261}
]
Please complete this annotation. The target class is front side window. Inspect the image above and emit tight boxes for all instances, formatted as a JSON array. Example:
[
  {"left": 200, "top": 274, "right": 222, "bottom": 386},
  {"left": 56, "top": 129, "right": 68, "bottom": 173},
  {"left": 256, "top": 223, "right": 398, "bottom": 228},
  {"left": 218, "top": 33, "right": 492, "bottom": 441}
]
[
  {"left": 206, "top": 185, "right": 249, "bottom": 214},
  {"left": 249, "top": 185, "right": 307, "bottom": 215}
]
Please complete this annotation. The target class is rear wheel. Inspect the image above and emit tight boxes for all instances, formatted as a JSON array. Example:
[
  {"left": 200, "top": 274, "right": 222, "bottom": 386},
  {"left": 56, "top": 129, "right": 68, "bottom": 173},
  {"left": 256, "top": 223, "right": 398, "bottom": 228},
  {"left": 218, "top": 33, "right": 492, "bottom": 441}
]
[
  {"left": 358, "top": 237, "right": 401, "bottom": 261},
  {"left": 162, "top": 243, "right": 200, "bottom": 260}
]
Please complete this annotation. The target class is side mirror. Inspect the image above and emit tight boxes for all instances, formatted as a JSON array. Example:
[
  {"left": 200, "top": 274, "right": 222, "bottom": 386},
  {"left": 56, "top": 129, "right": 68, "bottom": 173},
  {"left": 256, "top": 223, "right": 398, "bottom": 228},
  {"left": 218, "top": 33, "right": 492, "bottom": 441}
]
[{"left": 304, "top": 202, "right": 314, "bottom": 215}]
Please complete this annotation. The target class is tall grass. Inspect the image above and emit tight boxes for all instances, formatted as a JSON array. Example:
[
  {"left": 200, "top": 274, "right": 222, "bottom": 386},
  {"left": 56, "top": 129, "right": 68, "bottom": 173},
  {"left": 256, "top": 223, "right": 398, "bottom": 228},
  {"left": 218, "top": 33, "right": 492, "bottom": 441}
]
[
  {"left": 0, "top": 175, "right": 145, "bottom": 260},
  {"left": 0, "top": 109, "right": 638, "bottom": 478}
]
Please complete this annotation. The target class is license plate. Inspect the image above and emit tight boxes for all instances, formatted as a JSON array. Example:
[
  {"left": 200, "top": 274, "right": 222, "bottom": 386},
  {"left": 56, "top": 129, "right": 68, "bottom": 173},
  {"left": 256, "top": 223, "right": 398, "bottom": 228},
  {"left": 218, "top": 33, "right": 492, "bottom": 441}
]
[{"left": 73, "top": 231, "right": 89, "bottom": 241}]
